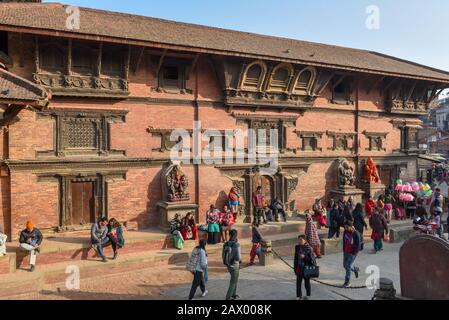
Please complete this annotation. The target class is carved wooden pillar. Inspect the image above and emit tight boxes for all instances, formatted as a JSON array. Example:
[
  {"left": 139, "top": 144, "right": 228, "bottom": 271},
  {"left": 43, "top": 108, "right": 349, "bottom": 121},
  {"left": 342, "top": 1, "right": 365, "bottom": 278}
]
[
  {"left": 34, "top": 36, "right": 40, "bottom": 73},
  {"left": 67, "top": 39, "right": 72, "bottom": 75},
  {"left": 124, "top": 45, "right": 131, "bottom": 80},
  {"left": 97, "top": 42, "right": 103, "bottom": 77}
]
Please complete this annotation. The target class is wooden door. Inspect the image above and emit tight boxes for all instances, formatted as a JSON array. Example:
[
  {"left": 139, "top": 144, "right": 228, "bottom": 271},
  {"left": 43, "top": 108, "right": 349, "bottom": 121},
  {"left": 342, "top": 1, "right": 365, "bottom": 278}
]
[
  {"left": 380, "top": 168, "right": 393, "bottom": 188},
  {"left": 71, "top": 181, "right": 95, "bottom": 225}
]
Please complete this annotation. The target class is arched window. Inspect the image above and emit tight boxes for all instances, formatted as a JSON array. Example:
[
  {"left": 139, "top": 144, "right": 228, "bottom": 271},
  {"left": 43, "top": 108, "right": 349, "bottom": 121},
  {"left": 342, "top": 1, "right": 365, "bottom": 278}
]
[
  {"left": 268, "top": 63, "right": 293, "bottom": 92},
  {"left": 72, "top": 45, "right": 94, "bottom": 75},
  {"left": 241, "top": 61, "right": 266, "bottom": 91},
  {"left": 294, "top": 67, "right": 316, "bottom": 95},
  {"left": 40, "top": 46, "right": 65, "bottom": 72}
]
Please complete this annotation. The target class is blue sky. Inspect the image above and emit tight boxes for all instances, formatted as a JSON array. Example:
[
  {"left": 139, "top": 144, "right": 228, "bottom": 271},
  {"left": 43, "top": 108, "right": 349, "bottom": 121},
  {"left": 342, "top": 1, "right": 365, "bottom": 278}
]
[{"left": 44, "top": 0, "right": 449, "bottom": 77}]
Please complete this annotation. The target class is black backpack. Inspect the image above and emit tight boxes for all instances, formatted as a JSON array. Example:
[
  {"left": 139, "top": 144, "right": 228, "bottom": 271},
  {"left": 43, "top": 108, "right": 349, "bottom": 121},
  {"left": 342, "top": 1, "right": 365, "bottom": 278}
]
[{"left": 222, "top": 241, "right": 236, "bottom": 267}]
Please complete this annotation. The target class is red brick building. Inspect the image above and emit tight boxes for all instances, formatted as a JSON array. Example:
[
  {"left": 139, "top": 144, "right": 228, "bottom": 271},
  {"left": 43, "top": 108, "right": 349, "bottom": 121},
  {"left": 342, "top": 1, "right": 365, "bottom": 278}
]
[{"left": 0, "top": 1, "right": 449, "bottom": 239}]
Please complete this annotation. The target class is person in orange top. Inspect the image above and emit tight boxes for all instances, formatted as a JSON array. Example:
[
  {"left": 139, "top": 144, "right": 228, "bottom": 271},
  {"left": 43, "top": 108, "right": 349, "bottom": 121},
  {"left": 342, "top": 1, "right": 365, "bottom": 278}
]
[{"left": 365, "top": 196, "right": 376, "bottom": 218}]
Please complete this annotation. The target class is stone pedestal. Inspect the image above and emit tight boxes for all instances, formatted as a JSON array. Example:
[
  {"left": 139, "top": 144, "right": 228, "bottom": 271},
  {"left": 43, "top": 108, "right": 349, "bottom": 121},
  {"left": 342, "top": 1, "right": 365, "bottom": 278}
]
[
  {"left": 157, "top": 201, "right": 198, "bottom": 230},
  {"left": 260, "top": 240, "right": 273, "bottom": 266},
  {"left": 330, "top": 186, "right": 365, "bottom": 204},
  {"left": 361, "top": 182, "right": 386, "bottom": 201}
]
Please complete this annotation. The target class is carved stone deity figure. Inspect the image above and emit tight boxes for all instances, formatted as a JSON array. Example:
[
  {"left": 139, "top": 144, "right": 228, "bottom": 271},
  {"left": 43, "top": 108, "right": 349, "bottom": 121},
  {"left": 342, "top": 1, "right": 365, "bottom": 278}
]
[
  {"left": 364, "top": 157, "right": 380, "bottom": 184},
  {"left": 165, "top": 162, "right": 189, "bottom": 202},
  {"left": 337, "top": 158, "right": 355, "bottom": 188}
]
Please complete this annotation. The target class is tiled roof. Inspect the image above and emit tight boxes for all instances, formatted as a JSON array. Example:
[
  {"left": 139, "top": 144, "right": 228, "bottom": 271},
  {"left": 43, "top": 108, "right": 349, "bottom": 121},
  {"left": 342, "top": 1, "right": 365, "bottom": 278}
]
[
  {"left": 1, "top": 2, "right": 449, "bottom": 83},
  {"left": 0, "top": 67, "right": 48, "bottom": 105}
]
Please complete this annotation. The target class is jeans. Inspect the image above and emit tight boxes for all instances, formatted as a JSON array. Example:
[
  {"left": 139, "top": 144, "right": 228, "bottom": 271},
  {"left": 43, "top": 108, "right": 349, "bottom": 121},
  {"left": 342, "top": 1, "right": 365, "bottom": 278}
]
[
  {"left": 328, "top": 227, "right": 340, "bottom": 239},
  {"left": 296, "top": 275, "right": 311, "bottom": 298},
  {"left": 92, "top": 237, "right": 109, "bottom": 258},
  {"left": 20, "top": 240, "right": 38, "bottom": 266},
  {"left": 188, "top": 271, "right": 206, "bottom": 300},
  {"left": 343, "top": 252, "right": 357, "bottom": 283},
  {"left": 226, "top": 264, "right": 240, "bottom": 300}
]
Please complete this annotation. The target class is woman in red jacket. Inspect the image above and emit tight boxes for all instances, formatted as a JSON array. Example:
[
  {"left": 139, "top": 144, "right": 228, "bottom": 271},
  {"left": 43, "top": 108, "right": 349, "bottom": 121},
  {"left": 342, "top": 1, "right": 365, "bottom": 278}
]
[
  {"left": 181, "top": 212, "right": 198, "bottom": 241},
  {"left": 365, "top": 196, "right": 376, "bottom": 218}
]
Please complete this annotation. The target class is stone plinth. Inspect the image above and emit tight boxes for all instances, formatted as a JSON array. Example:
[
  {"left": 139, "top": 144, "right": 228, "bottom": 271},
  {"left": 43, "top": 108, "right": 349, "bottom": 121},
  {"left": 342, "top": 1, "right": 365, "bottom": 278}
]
[
  {"left": 389, "top": 225, "right": 417, "bottom": 243},
  {"left": 0, "top": 253, "right": 16, "bottom": 275},
  {"left": 360, "top": 182, "right": 386, "bottom": 201},
  {"left": 320, "top": 237, "right": 343, "bottom": 255},
  {"left": 157, "top": 201, "right": 198, "bottom": 230},
  {"left": 330, "top": 187, "right": 365, "bottom": 204}
]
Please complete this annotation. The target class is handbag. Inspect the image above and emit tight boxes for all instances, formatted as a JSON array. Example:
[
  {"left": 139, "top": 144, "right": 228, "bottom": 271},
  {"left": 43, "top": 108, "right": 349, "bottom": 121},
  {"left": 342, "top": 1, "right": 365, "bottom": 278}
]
[
  {"left": 303, "top": 264, "right": 320, "bottom": 279},
  {"left": 303, "top": 255, "right": 320, "bottom": 279}
]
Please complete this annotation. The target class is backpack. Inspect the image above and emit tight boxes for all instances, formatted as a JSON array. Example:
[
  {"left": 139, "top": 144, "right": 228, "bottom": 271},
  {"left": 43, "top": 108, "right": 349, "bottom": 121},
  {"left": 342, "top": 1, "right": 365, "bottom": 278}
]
[
  {"left": 186, "top": 248, "right": 200, "bottom": 272},
  {"left": 222, "top": 241, "right": 236, "bottom": 267}
]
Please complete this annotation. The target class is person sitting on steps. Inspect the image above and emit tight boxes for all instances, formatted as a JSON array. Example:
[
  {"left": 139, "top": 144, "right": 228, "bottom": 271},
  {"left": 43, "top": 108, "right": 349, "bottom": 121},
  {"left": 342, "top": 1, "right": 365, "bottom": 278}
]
[{"left": 91, "top": 217, "right": 110, "bottom": 262}]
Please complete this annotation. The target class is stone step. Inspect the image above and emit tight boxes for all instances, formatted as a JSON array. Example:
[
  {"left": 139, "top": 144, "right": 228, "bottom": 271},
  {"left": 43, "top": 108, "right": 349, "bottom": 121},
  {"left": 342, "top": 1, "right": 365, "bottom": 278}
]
[
  {"left": 6, "top": 221, "right": 305, "bottom": 272},
  {"left": 0, "top": 230, "right": 302, "bottom": 299}
]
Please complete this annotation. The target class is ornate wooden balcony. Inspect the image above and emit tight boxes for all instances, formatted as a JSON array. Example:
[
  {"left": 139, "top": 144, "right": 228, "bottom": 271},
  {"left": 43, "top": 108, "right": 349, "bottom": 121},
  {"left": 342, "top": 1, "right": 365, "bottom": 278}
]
[
  {"left": 33, "top": 73, "right": 130, "bottom": 98},
  {"left": 386, "top": 98, "right": 429, "bottom": 115}
]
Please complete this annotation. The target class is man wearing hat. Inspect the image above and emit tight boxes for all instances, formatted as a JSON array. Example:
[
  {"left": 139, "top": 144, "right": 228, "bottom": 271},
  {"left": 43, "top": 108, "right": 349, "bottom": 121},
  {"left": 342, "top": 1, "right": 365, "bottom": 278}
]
[{"left": 19, "top": 220, "right": 43, "bottom": 272}]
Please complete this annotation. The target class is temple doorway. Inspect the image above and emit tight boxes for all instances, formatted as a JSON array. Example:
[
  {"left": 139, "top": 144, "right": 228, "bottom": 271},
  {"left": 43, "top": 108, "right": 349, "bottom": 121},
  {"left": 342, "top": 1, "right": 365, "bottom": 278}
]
[
  {"left": 71, "top": 181, "right": 96, "bottom": 225},
  {"left": 252, "top": 174, "right": 275, "bottom": 204}
]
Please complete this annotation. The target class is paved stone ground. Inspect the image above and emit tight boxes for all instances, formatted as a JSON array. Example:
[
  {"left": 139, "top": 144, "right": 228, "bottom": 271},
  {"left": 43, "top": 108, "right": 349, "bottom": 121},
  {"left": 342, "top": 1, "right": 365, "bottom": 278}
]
[{"left": 163, "top": 242, "right": 404, "bottom": 301}]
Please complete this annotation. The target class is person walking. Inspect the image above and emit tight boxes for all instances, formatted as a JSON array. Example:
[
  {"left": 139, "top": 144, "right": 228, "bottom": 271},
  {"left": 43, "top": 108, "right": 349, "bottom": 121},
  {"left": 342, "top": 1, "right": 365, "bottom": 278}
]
[
  {"left": 342, "top": 222, "right": 361, "bottom": 288},
  {"left": 249, "top": 223, "right": 263, "bottom": 265},
  {"left": 294, "top": 235, "right": 314, "bottom": 300},
  {"left": 328, "top": 203, "right": 341, "bottom": 238},
  {"left": 365, "top": 196, "right": 376, "bottom": 218},
  {"left": 223, "top": 229, "right": 242, "bottom": 300},
  {"left": 305, "top": 214, "right": 322, "bottom": 258},
  {"left": 369, "top": 209, "right": 389, "bottom": 253},
  {"left": 187, "top": 239, "right": 208, "bottom": 300},
  {"left": 19, "top": 220, "right": 43, "bottom": 272},
  {"left": 383, "top": 190, "right": 396, "bottom": 223},
  {"left": 352, "top": 203, "right": 367, "bottom": 250}
]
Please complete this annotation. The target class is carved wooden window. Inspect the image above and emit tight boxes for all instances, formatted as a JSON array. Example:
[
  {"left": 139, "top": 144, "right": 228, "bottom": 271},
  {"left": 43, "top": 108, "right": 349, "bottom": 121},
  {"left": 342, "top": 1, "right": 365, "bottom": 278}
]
[
  {"left": 158, "top": 61, "right": 186, "bottom": 90},
  {"left": 364, "top": 132, "right": 388, "bottom": 151},
  {"left": 72, "top": 45, "right": 94, "bottom": 75},
  {"left": 293, "top": 67, "right": 316, "bottom": 95},
  {"left": 62, "top": 119, "right": 99, "bottom": 150},
  {"left": 328, "top": 132, "right": 354, "bottom": 151},
  {"left": 40, "top": 46, "right": 65, "bottom": 73},
  {"left": 268, "top": 63, "right": 293, "bottom": 92},
  {"left": 241, "top": 61, "right": 266, "bottom": 91},
  {"left": 332, "top": 79, "right": 352, "bottom": 103},
  {"left": 296, "top": 131, "right": 323, "bottom": 151},
  {"left": 102, "top": 48, "right": 123, "bottom": 77},
  {"left": 37, "top": 111, "right": 126, "bottom": 158}
]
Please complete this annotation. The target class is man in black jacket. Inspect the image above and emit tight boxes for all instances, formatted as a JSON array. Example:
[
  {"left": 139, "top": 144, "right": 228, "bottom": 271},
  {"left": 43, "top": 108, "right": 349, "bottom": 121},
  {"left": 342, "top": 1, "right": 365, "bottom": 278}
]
[{"left": 19, "top": 220, "right": 43, "bottom": 272}]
